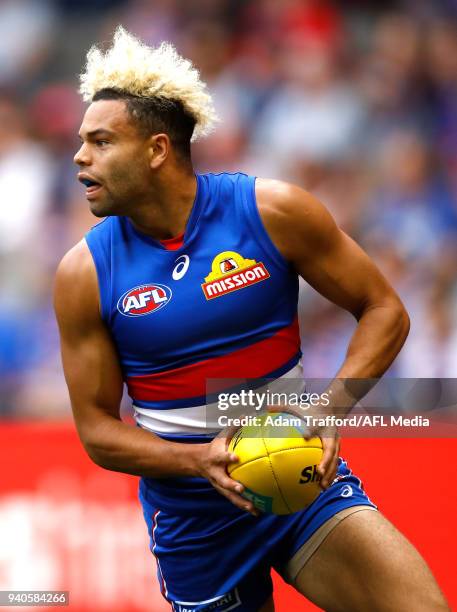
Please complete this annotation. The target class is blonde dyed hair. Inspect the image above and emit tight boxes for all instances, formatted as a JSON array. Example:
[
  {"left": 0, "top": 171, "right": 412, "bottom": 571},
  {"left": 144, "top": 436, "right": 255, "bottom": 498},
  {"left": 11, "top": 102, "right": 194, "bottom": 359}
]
[{"left": 79, "top": 26, "right": 218, "bottom": 141}]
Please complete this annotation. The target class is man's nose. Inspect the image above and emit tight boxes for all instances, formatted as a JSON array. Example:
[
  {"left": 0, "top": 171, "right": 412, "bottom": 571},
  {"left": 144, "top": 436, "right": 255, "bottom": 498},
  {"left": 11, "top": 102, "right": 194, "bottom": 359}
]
[{"left": 74, "top": 142, "right": 91, "bottom": 166}]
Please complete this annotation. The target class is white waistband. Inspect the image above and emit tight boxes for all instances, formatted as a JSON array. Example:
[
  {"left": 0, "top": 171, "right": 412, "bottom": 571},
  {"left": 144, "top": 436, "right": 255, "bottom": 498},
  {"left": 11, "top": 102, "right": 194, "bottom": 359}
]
[{"left": 133, "top": 362, "right": 305, "bottom": 435}]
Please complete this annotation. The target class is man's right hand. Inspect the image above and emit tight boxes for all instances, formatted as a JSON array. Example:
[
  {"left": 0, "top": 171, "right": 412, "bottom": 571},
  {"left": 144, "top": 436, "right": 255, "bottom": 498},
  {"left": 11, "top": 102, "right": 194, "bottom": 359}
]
[{"left": 194, "top": 434, "right": 260, "bottom": 516}]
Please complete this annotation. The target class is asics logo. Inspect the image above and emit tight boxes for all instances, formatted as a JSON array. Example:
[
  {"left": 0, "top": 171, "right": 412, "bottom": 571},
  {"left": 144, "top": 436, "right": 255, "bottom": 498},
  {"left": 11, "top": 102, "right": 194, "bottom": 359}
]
[{"left": 172, "top": 255, "right": 190, "bottom": 281}]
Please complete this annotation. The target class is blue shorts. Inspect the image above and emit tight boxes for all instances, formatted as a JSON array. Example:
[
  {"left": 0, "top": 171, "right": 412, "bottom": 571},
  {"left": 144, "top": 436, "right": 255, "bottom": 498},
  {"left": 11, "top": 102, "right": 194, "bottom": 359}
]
[{"left": 139, "top": 458, "right": 376, "bottom": 612}]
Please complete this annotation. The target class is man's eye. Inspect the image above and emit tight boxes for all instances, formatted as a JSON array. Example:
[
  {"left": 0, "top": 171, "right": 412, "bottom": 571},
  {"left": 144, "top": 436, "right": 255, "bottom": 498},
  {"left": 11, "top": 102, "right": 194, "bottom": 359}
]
[{"left": 96, "top": 140, "right": 109, "bottom": 146}]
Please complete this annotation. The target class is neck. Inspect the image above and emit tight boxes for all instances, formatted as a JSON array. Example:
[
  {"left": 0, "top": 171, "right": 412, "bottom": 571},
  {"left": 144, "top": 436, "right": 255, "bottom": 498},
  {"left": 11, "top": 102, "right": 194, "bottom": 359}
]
[{"left": 129, "top": 166, "right": 197, "bottom": 240}]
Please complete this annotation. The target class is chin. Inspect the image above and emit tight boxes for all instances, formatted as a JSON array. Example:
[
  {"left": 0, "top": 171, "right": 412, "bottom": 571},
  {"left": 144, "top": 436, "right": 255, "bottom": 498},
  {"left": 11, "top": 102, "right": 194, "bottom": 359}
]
[
  {"left": 89, "top": 199, "right": 116, "bottom": 218},
  {"left": 89, "top": 205, "right": 107, "bottom": 217}
]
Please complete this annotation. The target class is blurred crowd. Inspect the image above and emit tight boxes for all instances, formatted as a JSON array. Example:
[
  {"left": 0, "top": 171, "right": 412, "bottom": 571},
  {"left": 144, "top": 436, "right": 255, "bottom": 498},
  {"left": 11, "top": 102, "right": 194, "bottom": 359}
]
[{"left": 1, "top": 0, "right": 457, "bottom": 417}]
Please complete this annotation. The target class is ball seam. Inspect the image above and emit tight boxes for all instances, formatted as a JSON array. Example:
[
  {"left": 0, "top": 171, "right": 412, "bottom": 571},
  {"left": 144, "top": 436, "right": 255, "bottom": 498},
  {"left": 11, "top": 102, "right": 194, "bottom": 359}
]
[
  {"left": 229, "top": 446, "right": 321, "bottom": 469},
  {"left": 261, "top": 426, "right": 293, "bottom": 514}
]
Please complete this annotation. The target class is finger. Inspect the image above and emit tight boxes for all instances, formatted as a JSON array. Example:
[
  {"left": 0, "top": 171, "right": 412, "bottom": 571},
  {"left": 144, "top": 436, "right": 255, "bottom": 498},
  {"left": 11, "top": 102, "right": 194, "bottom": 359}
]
[
  {"left": 218, "top": 423, "right": 241, "bottom": 446},
  {"left": 301, "top": 426, "right": 314, "bottom": 440},
  {"left": 330, "top": 437, "right": 341, "bottom": 482},
  {"left": 211, "top": 439, "right": 240, "bottom": 466},
  {"left": 319, "top": 435, "right": 340, "bottom": 488},
  {"left": 317, "top": 438, "right": 336, "bottom": 479},
  {"left": 217, "top": 471, "right": 245, "bottom": 495},
  {"left": 212, "top": 481, "right": 260, "bottom": 516},
  {"left": 220, "top": 450, "right": 240, "bottom": 466},
  {"left": 267, "top": 405, "right": 280, "bottom": 414},
  {"left": 320, "top": 451, "right": 339, "bottom": 489}
]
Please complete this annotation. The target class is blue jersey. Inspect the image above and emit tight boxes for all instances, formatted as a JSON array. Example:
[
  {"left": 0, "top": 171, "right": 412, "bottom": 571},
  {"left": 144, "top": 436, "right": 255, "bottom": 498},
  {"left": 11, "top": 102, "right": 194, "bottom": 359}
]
[{"left": 85, "top": 171, "right": 304, "bottom": 512}]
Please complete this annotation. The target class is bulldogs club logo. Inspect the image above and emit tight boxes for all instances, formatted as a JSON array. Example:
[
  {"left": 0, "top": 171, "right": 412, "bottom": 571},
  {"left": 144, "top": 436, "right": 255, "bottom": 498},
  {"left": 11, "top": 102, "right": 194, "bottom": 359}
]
[
  {"left": 202, "top": 251, "right": 270, "bottom": 300},
  {"left": 117, "top": 284, "right": 172, "bottom": 317},
  {"left": 219, "top": 257, "right": 238, "bottom": 273}
]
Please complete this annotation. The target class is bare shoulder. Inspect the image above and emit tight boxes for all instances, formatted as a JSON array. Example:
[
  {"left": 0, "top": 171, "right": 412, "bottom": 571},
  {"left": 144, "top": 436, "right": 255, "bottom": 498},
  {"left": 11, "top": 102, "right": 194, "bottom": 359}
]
[
  {"left": 56, "top": 239, "right": 94, "bottom": 280},
  {"left": 255, "top": 178, "right": 339, "bottom": 262},
  {"left": 255, "top": 178, "right": 331, "bottom": 222},
  {"left": 54, "top": 239, "right": 99, "bottom": 327}
]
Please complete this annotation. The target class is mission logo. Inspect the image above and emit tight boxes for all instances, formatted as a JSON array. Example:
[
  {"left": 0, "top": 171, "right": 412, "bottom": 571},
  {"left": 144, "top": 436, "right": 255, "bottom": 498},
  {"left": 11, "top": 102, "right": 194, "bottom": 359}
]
[
  {"left": 117, "top": 284, "right": 172, "bottom": 317},
  {"left": 202, "top": 251, "right": 270, "bottom": 300}
]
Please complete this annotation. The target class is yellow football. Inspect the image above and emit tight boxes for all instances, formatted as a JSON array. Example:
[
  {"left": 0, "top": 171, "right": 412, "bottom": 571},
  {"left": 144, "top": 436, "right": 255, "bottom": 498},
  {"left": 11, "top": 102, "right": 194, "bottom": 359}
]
[{"left": 228, "top": 412, "right": 323, "bottom": 514}]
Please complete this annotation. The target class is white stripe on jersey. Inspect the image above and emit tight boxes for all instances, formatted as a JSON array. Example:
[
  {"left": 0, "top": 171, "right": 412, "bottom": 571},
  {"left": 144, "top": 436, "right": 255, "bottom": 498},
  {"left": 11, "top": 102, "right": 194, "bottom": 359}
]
[{"left": 134, "top": 361, "right": 305, "bottom": 435}]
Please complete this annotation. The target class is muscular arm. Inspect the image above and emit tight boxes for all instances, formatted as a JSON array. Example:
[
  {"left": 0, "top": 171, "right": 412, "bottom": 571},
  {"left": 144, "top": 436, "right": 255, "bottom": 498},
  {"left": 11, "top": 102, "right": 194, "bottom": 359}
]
[
  {"left": 54, "top": 240, "right": 203, "bottom": 477},
  {"left": 256, "top": 179, "right": 410, "bottom": 406}
]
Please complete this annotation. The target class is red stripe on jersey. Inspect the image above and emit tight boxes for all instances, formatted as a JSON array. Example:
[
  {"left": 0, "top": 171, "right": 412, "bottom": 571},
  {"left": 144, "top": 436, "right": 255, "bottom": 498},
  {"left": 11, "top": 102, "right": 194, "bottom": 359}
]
[{"left": 127, "top": 318, "right": 300, "bottom": 401}]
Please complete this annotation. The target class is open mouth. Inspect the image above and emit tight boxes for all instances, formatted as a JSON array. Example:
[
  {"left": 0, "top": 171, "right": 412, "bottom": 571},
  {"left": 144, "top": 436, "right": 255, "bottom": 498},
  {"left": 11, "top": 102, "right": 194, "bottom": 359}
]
[
  {"left": 79, "top": 176, "right": 103, "bottom": 197},
  {"left": 81, "top": 178, "right": 99, "bottom": 188},
  {"left": 80, "top": 177, "right": 101, "bottom": 188}
]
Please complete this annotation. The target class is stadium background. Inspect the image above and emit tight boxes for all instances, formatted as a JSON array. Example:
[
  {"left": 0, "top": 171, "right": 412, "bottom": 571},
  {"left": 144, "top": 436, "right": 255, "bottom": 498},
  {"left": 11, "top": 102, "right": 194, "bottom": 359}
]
[{"left": 0, "top": 0, "right": 456, "bottom": 610}]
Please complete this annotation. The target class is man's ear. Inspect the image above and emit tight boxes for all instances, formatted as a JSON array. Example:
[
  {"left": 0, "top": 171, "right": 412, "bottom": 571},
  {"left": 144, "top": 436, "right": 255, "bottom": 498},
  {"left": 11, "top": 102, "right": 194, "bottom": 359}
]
[{"left": 149, "top": 133, "right": 170, "bottom": 169}]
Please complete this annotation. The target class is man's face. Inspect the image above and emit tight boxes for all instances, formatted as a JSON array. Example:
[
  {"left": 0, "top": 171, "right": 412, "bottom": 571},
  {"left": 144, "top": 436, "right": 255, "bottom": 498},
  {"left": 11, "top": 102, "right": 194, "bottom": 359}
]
[{"left": 74, "top": 99, "right": 152, "bottom": 216}]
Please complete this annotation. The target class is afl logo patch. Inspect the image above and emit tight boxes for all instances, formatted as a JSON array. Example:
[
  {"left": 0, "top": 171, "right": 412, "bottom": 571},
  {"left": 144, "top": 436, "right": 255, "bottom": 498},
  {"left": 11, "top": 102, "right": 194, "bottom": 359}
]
[{"left": 117, "top": 284, "right": 172, "bottom": 317}]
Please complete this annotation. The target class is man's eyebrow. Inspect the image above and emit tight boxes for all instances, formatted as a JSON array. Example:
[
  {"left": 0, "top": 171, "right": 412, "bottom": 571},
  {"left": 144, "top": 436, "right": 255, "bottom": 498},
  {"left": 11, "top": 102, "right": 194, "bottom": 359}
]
[{"left": 78, "top": 128, "right": 116, "bottom": 140}]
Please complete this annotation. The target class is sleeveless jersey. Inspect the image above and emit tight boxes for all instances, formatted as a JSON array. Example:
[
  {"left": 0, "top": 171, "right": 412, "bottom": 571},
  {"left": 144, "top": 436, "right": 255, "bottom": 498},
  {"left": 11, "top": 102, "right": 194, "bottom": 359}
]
[{"left": 85, "top": 172, "right": 304, "bottom": 512}]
